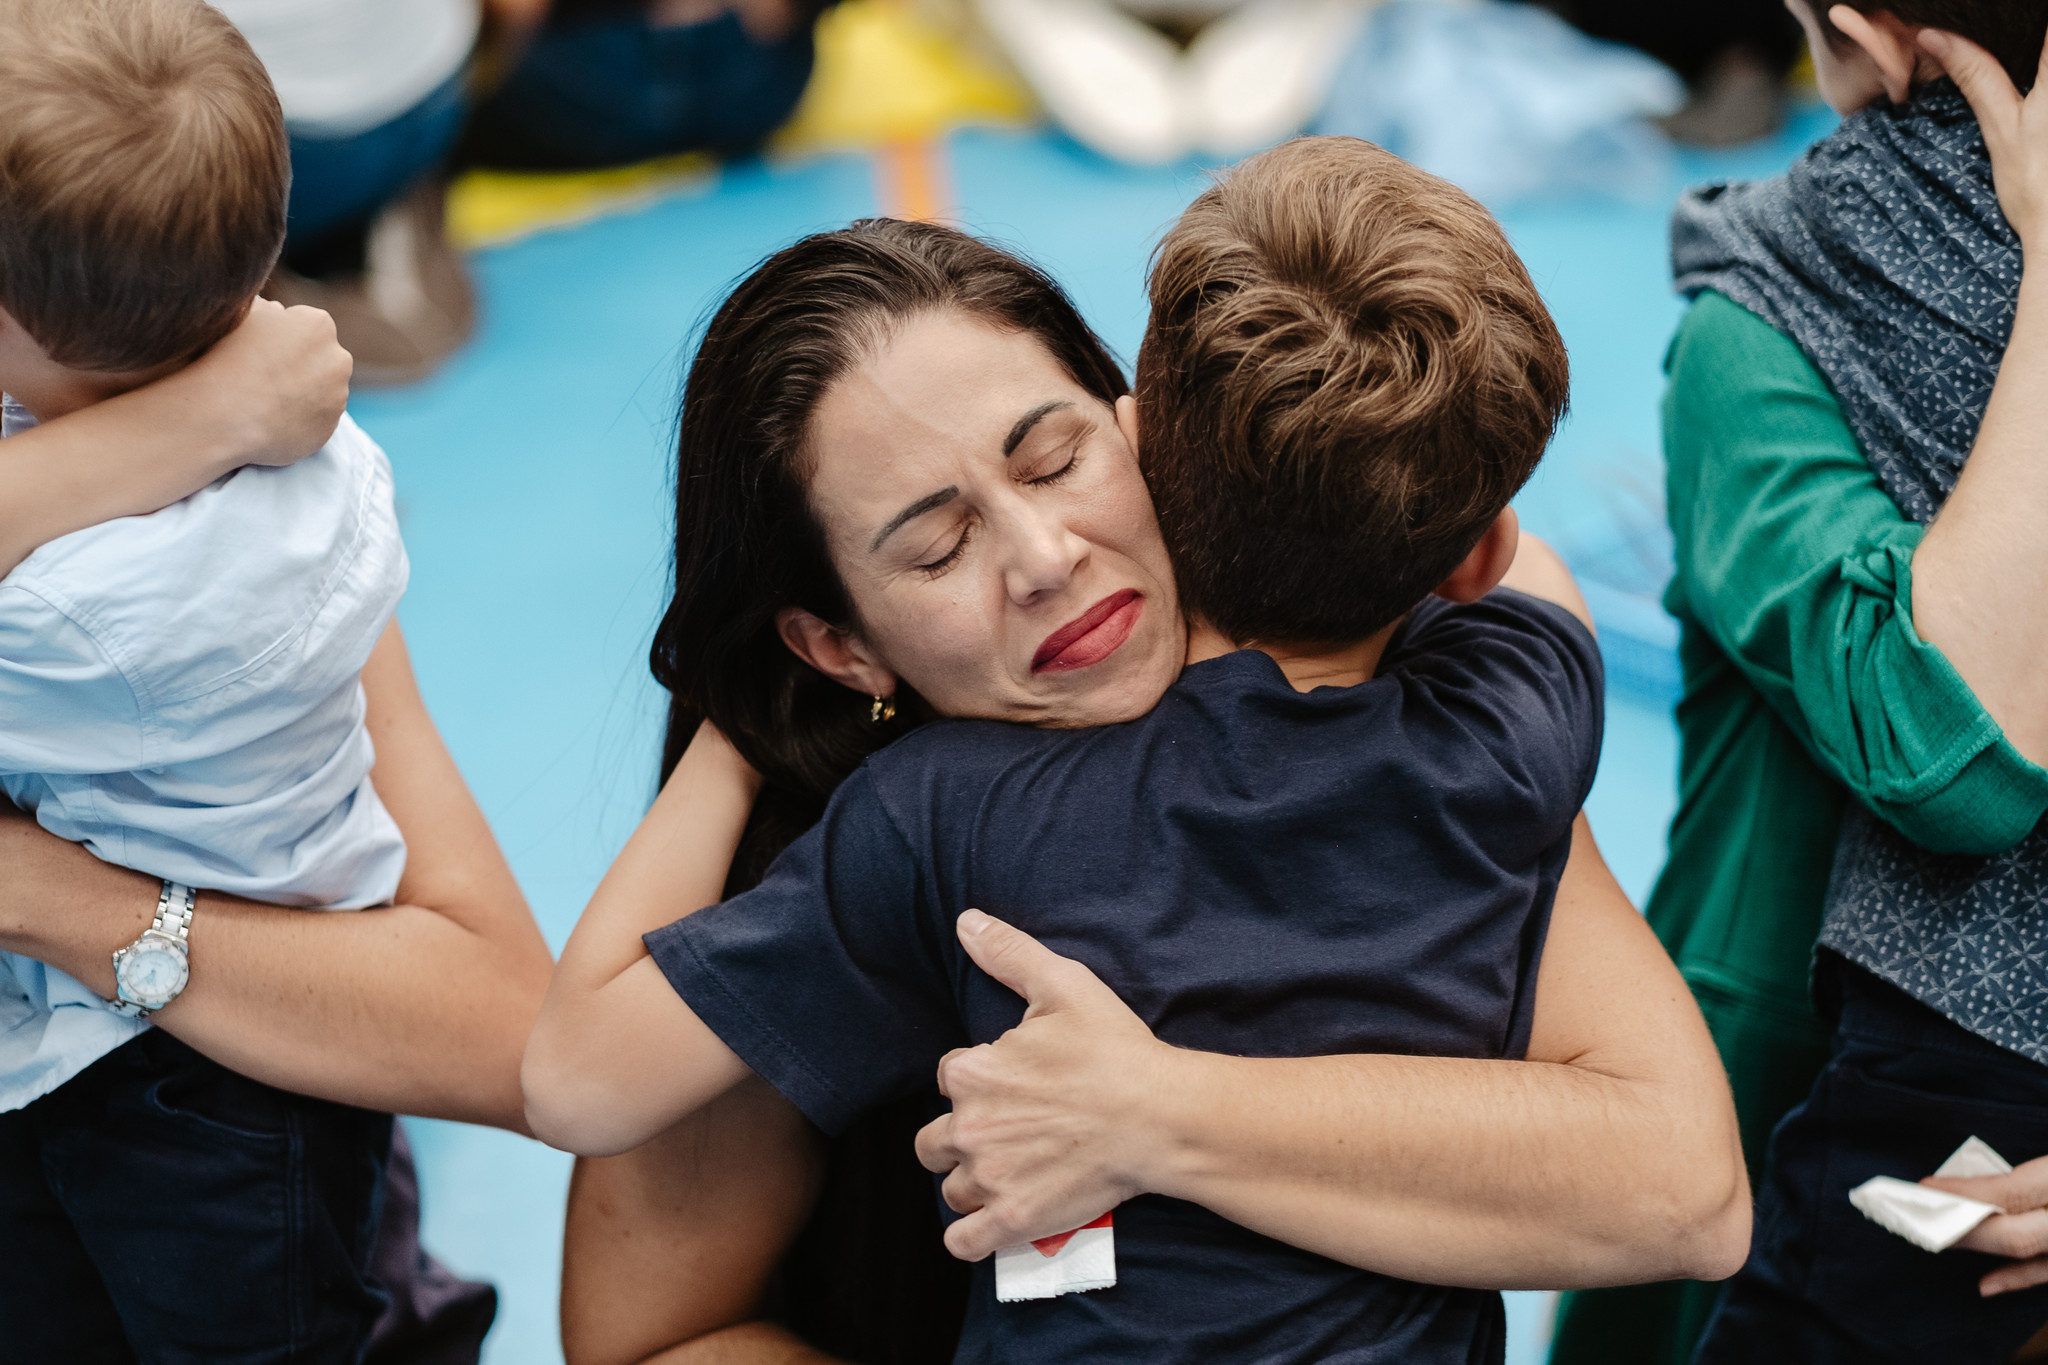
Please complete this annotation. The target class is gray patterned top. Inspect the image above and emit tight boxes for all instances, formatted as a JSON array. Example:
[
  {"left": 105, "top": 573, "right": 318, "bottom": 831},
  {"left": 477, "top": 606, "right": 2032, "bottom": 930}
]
[{"left": 1671, "top": 82, "right": 2048, "bottom": 1063}]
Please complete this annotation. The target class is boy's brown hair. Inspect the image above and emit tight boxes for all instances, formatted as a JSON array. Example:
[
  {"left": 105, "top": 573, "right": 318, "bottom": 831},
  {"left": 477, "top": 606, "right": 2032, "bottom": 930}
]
[
  {"left": 1829, "top": 0, "right": 2047, "bottom": 90},
  {"left": 0, "top": 0, "right": 288, "bottom": 373},
  {"left": 1136, "top": 136, "right": 1568, "bottom": 648}
]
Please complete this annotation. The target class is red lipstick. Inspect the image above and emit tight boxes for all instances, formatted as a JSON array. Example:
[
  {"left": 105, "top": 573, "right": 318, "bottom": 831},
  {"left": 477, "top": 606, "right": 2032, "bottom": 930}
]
[{"left": 1032, "top": 589, "right": 1144, "bottom": 674}]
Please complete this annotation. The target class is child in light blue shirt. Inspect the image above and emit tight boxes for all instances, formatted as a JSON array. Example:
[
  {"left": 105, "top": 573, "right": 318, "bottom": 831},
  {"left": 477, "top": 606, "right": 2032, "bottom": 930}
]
[{"left": 0, "top": 0, "right": 418, "bottom": 1355}]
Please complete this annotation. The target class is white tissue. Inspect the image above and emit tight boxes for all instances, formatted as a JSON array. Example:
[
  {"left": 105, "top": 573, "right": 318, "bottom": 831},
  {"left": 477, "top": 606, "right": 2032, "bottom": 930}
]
[
  {"left": 994, "top": 1212, "right": 1116, "bottom": 1302},
  {"left": 1848, "top": 1136, "right": 2012, "bottom": 1252}
]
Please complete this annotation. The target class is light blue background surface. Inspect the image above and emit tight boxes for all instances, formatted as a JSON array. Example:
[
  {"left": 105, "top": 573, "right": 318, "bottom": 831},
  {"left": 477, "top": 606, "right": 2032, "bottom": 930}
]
[{"left": 353, "top": 111, "right": 1833, "bottom": 1365}]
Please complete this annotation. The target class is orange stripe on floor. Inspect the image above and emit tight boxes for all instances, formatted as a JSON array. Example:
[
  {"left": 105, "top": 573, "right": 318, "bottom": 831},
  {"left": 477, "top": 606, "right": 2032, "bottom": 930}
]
[{"left": 875, "top": 139, "right": 953, "bottom": 222}]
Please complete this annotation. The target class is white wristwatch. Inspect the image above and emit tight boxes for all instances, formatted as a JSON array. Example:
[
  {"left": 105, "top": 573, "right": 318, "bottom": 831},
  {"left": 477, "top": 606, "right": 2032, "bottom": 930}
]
[{"left": 109, "top": 880, "right": 195, "bottom": 1018}]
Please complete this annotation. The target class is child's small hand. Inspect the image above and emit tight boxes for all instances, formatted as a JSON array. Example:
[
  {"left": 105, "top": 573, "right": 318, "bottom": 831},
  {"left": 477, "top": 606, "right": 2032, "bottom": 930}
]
[
  {"left": 185, "top": 298, "right": 352, "bottom": 470},
  {"left": 1923, "top": 28, "right": 2048, "bottom": 248}
]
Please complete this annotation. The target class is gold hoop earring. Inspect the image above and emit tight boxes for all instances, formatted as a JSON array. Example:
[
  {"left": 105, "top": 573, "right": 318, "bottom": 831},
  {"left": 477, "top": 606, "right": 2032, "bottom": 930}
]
[{"left": 870, "top": 694, "right": 896, "bottom": 724}]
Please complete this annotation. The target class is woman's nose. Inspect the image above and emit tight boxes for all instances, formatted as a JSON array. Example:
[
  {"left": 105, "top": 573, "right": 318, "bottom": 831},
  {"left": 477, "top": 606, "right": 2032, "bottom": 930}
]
[{"left": 1000, "top": 501, "right": 1089, "bottom": 605}]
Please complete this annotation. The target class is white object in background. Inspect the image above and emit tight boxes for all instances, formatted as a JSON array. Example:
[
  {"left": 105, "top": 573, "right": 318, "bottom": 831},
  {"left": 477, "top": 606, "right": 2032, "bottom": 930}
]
[
  {"left": 1185, "top": 0, "right": 1374, "bottom": 158},
  {"left": 994, "top": 1212, "right": 1117, "bottom": 1302},
  {"left": 977, "top": 0, "right": 1185, "bottom": 164},
  {"left": 212, "top": 0, "right": 480, "bottom": 136},
  {"left": 1848, "top": 1136, "right": 2012, "bottom": 1253}
]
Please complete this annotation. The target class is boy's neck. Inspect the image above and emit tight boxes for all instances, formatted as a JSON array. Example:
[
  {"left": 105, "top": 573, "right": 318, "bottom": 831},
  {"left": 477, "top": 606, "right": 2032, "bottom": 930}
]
[{"left": 1185, "top": 616, "right": 1402, "bottom": 692}]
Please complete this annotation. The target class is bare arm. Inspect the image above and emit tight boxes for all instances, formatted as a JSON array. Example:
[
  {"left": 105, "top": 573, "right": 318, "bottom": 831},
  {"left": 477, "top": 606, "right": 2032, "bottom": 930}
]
[
  {"left": 562, "top": 1082, "right": 843, "bottom": 1365},
  {"left": 522, "top": 722, "right": 762, "bottom": 1154},
  {"left": 0, "top": 621, "right": 553, "bottom": 1130},
  {"left": 0, "top": 300, "right": 351, "bottom": 578},
  {"left": 918, "top": 817, "right": 1750, "bottom": 1289},
  {"left": 1906, "top": 31, "right": 2048, "bottom": 766}
]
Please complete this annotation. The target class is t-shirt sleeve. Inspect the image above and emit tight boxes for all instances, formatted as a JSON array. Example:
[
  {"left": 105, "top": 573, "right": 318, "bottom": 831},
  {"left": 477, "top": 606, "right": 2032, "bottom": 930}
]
[
  {"left": 642, "top": 765, "right": 961, "bottom": 1136},
  {"left": 0, "top": 582, "right": 147, "bottom": 774},
  {"left": 1666, "top": 291, "right": 2048, "bottom": 856},
  {"left": 1396, "top": 591, "right": 1605, "bottom": 853}
]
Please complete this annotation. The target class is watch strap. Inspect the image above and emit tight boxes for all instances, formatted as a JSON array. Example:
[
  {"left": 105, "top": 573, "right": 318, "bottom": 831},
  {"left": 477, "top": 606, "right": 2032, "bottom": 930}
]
[{"left": 152, "top": 880, "right": 196, "bottom": 945}]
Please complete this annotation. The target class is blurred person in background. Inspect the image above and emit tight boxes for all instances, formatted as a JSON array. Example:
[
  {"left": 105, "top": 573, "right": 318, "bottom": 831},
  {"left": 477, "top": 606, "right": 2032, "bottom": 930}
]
[
  {"left": 216, "top": 0, "right": 541, "bottom": 384},
  {"left": 462, "top": 0, "right": 829, "bottom": 171},
  {"left": 1542, "top": 0, "right": 1806, "bottom": 145}
]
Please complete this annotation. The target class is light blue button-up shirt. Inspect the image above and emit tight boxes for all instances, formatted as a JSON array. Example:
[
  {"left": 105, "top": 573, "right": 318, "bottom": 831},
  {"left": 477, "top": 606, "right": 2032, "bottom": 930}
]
[{"left": 0, "top": 399, "right": 408, "bottom": 1110}]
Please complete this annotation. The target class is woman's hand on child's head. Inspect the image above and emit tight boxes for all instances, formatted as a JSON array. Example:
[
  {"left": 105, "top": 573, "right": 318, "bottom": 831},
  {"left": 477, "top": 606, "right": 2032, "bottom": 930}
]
[
  {"left": 915, "top": 911, "right": 1174, "bottom": 1262},
  {"left": 1923, "top": 27, "right": 2048, "bottom": 248},
  {"left": 189, "top": 298, "right": 352, "bottom": 469}
]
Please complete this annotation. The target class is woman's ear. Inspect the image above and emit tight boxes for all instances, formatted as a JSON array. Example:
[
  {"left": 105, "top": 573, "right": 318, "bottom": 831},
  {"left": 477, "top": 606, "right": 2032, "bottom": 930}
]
[
  {"left": 1829, "top": 5, "right": 1938, "bottom": 104},
  {"left": 1115, "top": 395, "right": 1142, "bottom": 458},
  {"left": 1434, "top": 508, "right": 1520, "bottom": 604},
  {"left": 775, "top": 606, "right": 901, "bottom": 698}
]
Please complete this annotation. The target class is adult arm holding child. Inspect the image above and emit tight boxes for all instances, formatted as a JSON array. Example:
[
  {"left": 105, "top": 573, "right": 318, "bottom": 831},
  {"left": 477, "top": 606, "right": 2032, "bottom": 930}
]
[
  {"left": 529, "top": 539, "right": 1748, "bottom": 1293},
  {"left": 0, "top": 621, "right": 554, "bottom": 1131},
  {"left": 0, "top": 298, "right": 351, "bottom": 578}
]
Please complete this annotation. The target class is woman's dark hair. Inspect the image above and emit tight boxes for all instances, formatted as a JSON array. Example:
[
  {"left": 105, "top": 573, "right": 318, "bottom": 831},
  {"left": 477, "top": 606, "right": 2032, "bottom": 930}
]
[
  {"left": 648, "top": 219, "right": 1127, "bottom": 1365},
  {"left": 651, "top": 217, "right": 1128, "bottom": 889}
]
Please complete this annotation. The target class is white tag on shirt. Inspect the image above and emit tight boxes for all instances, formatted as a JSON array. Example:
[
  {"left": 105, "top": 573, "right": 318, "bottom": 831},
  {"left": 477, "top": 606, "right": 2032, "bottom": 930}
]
[
  {"left": 994, "top": 1212, "right": 1116, "bottom": 1302},
  {"left": 1848, "top": 1136, "right": 2012, "bottom": 1252}
]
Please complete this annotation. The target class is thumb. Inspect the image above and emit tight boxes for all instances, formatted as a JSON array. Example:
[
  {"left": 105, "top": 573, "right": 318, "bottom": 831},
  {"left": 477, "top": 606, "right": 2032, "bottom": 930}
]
[
  {"left": 1921, "top": 29, "right": 2022, "bottom": 136},
  {"left": 956, "top": 910, "right": 1089, "bottom": 1014}
]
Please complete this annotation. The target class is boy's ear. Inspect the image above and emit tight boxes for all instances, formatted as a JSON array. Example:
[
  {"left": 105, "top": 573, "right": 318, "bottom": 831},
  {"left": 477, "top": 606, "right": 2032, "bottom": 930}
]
[
  {"left": 1828, "top": 4, "right": 1938, "bottom": 104},
  {"left": 775, "top": 606, "right": 901, "bottom": 699},
  {"left": 1434, "top": 509, "right": 1519, "bottom": 604},
  {"left": 1115, "top": 395, "right": 1141, "bottom": 459}
]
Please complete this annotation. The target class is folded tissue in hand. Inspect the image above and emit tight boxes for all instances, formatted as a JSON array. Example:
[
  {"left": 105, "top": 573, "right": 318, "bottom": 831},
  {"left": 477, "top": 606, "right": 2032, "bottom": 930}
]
[
  {"left": 1849, "top": 1136, "right": 2011, "bottom": 1252},
  {"left": 995, "top": 1211, "right": 1115, "bottom": 1302}
]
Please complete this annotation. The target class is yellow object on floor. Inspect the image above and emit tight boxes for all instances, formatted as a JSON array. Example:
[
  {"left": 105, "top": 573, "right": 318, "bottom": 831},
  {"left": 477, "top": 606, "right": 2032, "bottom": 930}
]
[
  {"left": 446, "top": 153, "right": 718, "bottom": 250},
  {"left": 774, "top": 0, "right": 1034, "bottom": 154},
  {"left": 443, "top": 0, "right": 1031, "bottom": 249}
]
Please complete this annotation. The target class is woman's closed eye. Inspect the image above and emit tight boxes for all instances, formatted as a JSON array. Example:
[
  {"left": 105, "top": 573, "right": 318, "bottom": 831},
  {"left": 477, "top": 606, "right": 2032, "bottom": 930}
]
[{"left": 914, "top": 515, "right": 977, "bottom": 578}]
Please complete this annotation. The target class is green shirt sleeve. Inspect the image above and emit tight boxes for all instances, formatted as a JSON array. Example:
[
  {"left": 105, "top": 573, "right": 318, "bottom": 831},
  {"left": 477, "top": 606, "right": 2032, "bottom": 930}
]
[{"left": 1664, "top": 291, "right": 2048, "bottom": 855}]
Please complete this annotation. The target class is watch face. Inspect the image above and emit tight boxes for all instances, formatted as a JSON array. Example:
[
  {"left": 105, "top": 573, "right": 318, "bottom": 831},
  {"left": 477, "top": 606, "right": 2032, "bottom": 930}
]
[{"left": 119, "top": 943, "right": 188, "bottom": 1005}]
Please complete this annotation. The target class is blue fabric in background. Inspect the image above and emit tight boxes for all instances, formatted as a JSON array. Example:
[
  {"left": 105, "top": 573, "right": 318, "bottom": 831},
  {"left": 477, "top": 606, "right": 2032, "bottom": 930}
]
[
  {"left": 287, "top": 71, "right": 469, "bottom": 253},
  {"left": 1316, "top": 0, "right": 1685, "bottom": 206}
]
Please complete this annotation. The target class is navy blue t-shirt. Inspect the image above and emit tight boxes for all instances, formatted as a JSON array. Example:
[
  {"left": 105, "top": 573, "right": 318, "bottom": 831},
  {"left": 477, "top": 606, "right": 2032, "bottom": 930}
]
[{"left": 647, "top": 589, "right": 1603, "bottom": 1365}]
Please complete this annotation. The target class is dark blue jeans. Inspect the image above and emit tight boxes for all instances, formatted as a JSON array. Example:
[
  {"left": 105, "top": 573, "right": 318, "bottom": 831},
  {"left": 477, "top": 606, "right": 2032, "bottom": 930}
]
[
  {"left": 0, "top": 1029, "right": 393, "bottom": 1364},
  {"left": 1693, "top": 955, "right": 2048, "bottom": 1364},
  {"left": 285, "top": 71, "right": 469, "bottom": 272},
  {"left": 465, "top": 9, "right": 816, "bottom": 170}
]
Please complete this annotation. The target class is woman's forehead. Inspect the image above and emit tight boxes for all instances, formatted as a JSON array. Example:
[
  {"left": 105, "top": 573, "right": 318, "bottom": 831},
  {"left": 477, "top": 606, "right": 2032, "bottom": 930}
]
[{"left": 812, "top": 314, "right": 1090, "bottom": 471}]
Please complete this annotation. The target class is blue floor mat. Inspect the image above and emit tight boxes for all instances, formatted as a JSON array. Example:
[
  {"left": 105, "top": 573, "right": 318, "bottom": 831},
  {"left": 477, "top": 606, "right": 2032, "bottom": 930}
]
[{"left": 355, "top": 111, "right": 1832, "bottom": 1364}]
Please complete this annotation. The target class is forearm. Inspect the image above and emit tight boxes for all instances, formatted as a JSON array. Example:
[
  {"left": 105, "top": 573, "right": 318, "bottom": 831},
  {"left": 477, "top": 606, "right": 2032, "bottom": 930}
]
[
  {"left": 0, "top": 625, "right": 551, "bottom": 1130},
  {"left": 634, "top": 1323, "right": 843, "bottom": 1365},
  {"left": 1135, "top": 1046, "right": 1739, "bottom": 1289},
  {"left": 523, "top": 723, "right": 761, "bottom": 1151},
  {"left": 1913, "top": 270, "right": 2048, "bottom": 766},
  {"left": 0, "top": 378, "right": 246, "bottom": 577},
  {"left": 0, "top": 812, "right": 546, "bottom": 1129},
  {"left": 561, "top": 1079, "right": 831, "bottom": 1365}
]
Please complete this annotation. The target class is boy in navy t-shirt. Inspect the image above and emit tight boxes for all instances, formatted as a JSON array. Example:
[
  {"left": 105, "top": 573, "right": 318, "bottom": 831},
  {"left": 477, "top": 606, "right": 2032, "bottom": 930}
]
[{"left": 544, "top": 137, "right": 1597, "bottom": 1365}]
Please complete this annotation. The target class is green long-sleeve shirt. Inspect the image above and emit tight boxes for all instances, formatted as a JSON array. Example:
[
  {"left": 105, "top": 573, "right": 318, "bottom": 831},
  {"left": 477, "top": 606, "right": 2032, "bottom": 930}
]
[
  {"left": 1649, "top": 291, "right": 2048, "bottom": 1061},
  {"left": 1551, "top": 290, "right": 2048, "bottom": 1365}
]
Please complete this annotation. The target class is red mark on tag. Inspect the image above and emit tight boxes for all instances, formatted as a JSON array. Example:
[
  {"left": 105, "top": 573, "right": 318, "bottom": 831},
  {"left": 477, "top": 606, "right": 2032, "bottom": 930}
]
[{"left": 1030, "top": 1211, "right": 1114, "bottom": 1257}]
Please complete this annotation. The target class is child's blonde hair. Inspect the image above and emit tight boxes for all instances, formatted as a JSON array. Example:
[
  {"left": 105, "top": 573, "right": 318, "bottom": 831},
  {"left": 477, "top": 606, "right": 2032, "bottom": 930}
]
[{"left": 0, "top": 0, "right": 288, "bottom": 372}]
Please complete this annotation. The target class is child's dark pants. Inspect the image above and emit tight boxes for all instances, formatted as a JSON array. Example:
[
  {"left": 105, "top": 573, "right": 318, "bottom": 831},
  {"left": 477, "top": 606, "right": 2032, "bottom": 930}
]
[
  {"left": 1693, "top": 955, "right": 2048, "bottom": 1365},
  {"left": 0, "top": 1028, "right": 392, "bottom": 1364}
]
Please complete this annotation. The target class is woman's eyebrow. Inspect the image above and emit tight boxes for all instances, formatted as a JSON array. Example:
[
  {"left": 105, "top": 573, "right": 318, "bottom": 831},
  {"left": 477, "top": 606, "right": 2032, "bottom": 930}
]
[
  {"left": 1003, "top": 400, "right": 1074, "bottom": 456},
  {"left": 870, "top": 486, "right": 960, "bottom": 553}
]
